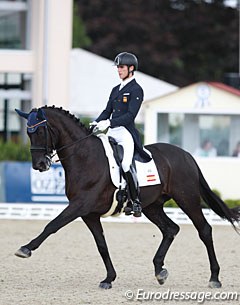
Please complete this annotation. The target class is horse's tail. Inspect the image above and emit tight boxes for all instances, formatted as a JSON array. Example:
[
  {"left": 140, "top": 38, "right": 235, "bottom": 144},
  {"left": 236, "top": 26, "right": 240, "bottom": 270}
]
[{"left": 197, "top": 165, "right": 240, "bottom": 233}]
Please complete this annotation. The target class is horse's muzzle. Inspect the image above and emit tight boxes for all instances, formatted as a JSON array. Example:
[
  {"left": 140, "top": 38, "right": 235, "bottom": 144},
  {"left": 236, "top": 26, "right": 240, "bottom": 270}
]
[{"left": 32, "top": 155, "right": 51, "bottom": 172}]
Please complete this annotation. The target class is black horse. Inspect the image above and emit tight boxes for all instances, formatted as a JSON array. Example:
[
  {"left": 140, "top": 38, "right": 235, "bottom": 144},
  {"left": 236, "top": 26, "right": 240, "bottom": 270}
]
[{"left": 15, "top": 106, "right": 239, "bottom": 289}]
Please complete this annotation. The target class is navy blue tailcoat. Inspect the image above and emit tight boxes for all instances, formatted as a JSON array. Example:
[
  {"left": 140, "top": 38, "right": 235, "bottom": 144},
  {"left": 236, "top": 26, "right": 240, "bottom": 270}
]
[{"left": 96, "top": 79, "right": 151, "bottom": 162}]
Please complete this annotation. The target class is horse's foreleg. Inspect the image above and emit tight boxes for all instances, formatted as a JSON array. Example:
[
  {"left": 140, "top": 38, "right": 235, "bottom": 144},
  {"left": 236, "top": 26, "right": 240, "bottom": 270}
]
[
  {"left": 82, "top": 215, "right": 116, "bottom": 289},
  {"left": 143, "top": 203, "right": 180, "bottom": 285},
  {"left": 15, "top": 204, "right": 81, "bottom": 258}
]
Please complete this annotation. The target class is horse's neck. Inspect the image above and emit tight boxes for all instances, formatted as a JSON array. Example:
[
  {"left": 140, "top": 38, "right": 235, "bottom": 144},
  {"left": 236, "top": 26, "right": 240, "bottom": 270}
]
[
  {"left": 59, "top": 123, "right": 86, "bottom": 144},
  {"left": 59, "top": 132, "right": 105, "bottom": 186},
  {"left": 46, "top": 110, "right": 88, "bottom": 151}
]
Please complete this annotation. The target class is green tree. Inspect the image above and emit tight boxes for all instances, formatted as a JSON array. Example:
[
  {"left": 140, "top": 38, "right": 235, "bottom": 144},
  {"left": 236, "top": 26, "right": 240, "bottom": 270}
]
[
  {"left": 72, "top": 2, "right": 91, "bottom": 48},
  {"left": 0, "top": 141, "right": 31, "bottom": 161},
  {"left": 75, "top": 0, "right": 238, "bottom": 86}
]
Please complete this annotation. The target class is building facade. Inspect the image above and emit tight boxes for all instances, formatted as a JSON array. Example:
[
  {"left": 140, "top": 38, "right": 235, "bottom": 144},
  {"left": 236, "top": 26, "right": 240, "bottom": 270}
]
[
  {"left": 143, "top": 82, "right": 240, "bottom": 199},
  {"left": 0, "top": 0, "right": 73, "bottom": 141}
]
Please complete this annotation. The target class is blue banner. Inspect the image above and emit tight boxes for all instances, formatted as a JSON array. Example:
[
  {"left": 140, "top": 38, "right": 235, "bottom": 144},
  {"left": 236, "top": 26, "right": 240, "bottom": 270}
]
[{"left": 1, "top": 162, "right": 68, "bottom": 203}]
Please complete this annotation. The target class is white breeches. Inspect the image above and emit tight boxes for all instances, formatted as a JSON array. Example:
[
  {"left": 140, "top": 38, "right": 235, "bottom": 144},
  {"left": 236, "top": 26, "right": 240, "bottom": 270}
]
[{"left": 107, "top": 126, "right": 134, "bottom": 172}]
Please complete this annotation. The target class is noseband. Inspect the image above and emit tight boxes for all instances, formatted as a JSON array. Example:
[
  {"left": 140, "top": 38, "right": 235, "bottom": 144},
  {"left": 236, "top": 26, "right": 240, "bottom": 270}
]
[{"left": 28, "top": 120, "right": 55, "bottom": 154}]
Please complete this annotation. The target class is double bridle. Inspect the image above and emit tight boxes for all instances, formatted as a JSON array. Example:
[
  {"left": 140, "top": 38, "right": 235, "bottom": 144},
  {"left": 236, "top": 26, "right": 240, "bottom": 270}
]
[
  {"left": 28, "top": 119, "right": 94, "bottom": 163},
  {"left": 28, "top": 120, "right": 52, "bottom": 153}
]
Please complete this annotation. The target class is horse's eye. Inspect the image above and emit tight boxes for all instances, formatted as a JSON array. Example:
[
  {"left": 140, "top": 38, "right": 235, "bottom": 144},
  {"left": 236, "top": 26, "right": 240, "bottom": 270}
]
[{"left": 37, "top": 127, "right": 45, "bottom": 136}]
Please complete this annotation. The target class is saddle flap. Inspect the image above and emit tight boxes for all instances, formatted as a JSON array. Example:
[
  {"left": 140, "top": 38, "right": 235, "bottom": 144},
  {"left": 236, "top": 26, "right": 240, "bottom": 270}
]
[
  {"left": 97, "top": 133, "right": 161, "bottom": 188},
  {"left": 108, "top": 136, "right": 124, "bottom": 167}
]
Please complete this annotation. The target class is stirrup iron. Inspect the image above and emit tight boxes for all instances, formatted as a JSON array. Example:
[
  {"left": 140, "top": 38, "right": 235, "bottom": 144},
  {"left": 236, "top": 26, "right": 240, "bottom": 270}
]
[{"left": 132, "top": 200, "right": 142, "bottom": 217}]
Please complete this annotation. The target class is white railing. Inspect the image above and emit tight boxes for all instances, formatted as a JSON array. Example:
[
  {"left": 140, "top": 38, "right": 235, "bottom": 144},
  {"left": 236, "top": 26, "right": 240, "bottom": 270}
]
[{"left": 0, "top": 203, "right": 230, "bottom": 225}]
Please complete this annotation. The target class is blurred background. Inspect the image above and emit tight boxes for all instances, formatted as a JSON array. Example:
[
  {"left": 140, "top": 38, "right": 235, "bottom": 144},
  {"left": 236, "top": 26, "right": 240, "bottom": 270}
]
[{"left": 0, "top": 0, "right": 240, "bottom": 201}]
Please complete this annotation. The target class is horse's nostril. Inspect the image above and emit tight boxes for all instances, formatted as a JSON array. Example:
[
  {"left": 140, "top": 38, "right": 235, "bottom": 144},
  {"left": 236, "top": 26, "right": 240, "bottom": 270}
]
[{"left": 32, "top": 160, "right": 48, "bottom": 171}]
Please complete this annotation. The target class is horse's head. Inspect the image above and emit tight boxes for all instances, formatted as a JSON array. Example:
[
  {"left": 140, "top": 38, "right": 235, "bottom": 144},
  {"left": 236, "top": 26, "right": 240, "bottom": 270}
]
[{"left": 15, "top": 108, "right": 54, "bottom": 172}]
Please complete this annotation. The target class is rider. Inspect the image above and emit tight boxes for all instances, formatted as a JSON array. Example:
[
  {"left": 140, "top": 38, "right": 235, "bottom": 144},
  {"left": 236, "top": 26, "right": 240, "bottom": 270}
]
[{"left": 90, "top": 52, "right": 151, "bottom": 217}]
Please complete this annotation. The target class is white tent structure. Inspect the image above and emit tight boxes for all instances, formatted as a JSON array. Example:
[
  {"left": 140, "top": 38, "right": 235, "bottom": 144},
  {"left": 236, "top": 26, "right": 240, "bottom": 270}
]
[{"left": 69, "top": 49, "right": 178, "bottom": 122}]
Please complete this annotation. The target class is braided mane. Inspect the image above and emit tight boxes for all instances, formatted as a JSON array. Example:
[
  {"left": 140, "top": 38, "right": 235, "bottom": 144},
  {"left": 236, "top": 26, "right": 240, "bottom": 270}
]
[{"left": 42, "top": 105, "right": 90, "bottom": 132}]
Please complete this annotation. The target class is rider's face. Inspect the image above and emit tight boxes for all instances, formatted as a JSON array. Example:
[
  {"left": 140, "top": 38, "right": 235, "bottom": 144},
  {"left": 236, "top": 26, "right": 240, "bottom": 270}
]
[{"left": 117, "top": 65, "right": 133, "bottom": 80}]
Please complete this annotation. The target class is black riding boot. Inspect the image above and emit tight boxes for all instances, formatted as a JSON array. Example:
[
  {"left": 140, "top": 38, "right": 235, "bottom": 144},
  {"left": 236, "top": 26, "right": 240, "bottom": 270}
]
[{"left": 124, "top": 170, "right": 142, "bottom": 217}]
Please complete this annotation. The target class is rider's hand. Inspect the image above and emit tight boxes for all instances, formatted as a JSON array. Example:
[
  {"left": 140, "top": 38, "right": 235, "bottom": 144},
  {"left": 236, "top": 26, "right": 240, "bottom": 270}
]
[
  {"left": 89, "top": 121, "right": 97, "bottom": 128},
  {"left": 94, "top": 120, "right": 110, "bottom": 132}
]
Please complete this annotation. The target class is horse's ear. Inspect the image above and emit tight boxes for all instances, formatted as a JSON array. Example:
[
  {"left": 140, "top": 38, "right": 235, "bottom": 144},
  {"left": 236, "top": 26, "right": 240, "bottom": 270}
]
[
  {"left": 36, "top": 108, "right": 45, "bottom": 120},
  {"left": 15, "top": 109, "right": 29, "bottom": 119}
]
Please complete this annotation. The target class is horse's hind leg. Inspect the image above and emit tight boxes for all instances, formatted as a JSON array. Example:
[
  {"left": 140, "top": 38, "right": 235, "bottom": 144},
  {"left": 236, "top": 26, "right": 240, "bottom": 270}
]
[
  {"left": 143, "top": 203, "right": 180, "bottom": 285},
  {"left": 177, "top": 200, "right": 221, "bottom": 288},
  {"left": 189, "top": 210, "right": 221, "bottom": 288}
]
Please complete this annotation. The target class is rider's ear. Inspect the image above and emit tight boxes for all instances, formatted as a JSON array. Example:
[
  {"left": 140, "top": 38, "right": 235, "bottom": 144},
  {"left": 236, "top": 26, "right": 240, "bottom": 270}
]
[{"left": 129, "top": 65, "right": 134, "bottom": 73}]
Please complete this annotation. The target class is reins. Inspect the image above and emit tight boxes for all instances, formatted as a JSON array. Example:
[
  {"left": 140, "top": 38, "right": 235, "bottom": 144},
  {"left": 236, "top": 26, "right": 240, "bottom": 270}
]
[{"left": 51, "top": 130, "right": 95, "bottom": 162}]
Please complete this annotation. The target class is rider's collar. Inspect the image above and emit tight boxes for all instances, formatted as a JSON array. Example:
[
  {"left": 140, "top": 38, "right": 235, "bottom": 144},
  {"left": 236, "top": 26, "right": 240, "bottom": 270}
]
[{"left": 119, "top": 76, "right": 135, "bottom": 90}]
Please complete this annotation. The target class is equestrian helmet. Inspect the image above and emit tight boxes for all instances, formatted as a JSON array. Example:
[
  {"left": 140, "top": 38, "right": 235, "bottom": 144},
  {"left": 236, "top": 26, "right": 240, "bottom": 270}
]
[{"left": 114, "top": 52, "right": 138, "bottom": 71}]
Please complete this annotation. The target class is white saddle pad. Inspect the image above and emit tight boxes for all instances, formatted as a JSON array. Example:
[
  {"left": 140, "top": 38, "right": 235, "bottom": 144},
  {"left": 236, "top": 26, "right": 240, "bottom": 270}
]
[{"left": 97, "top": 134, "right": 161, "bottom": 188}]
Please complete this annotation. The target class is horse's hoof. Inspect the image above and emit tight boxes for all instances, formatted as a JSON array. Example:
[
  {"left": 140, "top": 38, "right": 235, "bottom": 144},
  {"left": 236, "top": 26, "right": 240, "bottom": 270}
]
[
  {"left": 208, "top": 281, "right": 222, "bottom": 288},
  {"left": 156, "top": 268, "right": 169, "bottom": 285},
  {"left": 99, "top": 282, "right": 112, "bottom": 289},
  {"left": 15, "top": 246, "right": 32, "bottom": 258}
]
